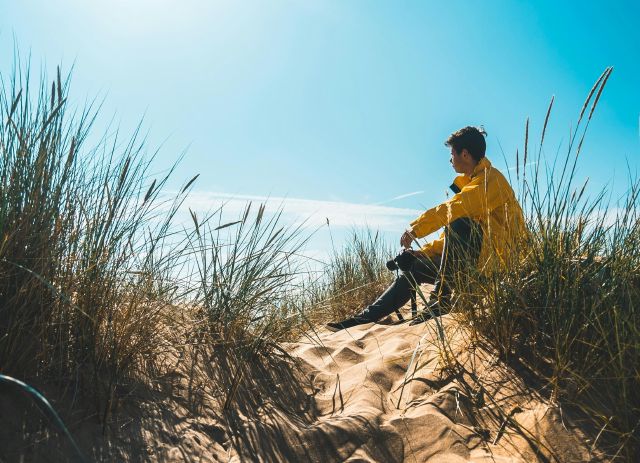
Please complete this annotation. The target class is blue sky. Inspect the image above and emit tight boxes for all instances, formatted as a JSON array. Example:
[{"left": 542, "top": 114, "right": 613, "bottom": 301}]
[{"left": 2, "top": 0, "right": 639, "bottom": 257}]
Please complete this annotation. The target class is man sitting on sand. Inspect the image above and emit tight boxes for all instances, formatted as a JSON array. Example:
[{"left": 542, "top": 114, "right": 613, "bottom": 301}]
[{"left": 327, "top": 126, "right": 525, "bottom": 331}]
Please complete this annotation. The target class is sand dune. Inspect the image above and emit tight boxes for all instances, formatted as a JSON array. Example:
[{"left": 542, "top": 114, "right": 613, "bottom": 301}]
[{"left": 224, "top": 311, "right": 601, "bottom": 462}]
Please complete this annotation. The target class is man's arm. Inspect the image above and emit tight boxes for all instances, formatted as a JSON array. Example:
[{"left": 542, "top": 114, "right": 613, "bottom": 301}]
[
  {"left": 400, "top": 229, "right": 444, "bottom": 259},
  {"left": 409, "top": 171, "right": 506, "bottom": 238}
]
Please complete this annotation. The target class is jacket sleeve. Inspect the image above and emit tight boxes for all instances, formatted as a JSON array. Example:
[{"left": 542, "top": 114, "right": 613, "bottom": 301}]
[
  {"left": 419, "top": 232, "right": 444, "bottom": 258},
  {"left": 409, "top": 171, "right": 504, "bottom": 238}
]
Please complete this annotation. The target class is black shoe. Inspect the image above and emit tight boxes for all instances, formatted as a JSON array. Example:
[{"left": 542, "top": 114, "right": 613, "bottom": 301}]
[
  {"left": 326, "top": 316, "right": 373, "bottom": 332},
  {"left": 409, "top": 301, "right": 445, "bottom": 326}
]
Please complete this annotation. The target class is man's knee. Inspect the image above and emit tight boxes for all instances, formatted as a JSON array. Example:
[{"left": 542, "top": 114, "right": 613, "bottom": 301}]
[
  {"left": 447, "top": 217, "right": 481, "bottom": 239},
  {"left": 408, "top": 254, "right": 440, "bottom": 284},
  {"left": 445, "top": 217, "right": 483, "bottom": 263}
]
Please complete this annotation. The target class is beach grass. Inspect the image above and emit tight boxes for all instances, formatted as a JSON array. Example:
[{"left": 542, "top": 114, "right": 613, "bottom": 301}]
[
  {"left": 0, "top": 61, "right": 200, "bottom": 426},
  {"left": 454, "top": 67, "right": 639, "bottom": 460}
]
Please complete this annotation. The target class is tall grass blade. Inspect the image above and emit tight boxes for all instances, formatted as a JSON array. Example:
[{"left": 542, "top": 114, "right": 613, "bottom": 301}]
[
  {"left": 0, "top": 375, "right": 88, "bottom": 462},
  {"left": 181, "top": 173, "right": 200, "bottom": 193}
]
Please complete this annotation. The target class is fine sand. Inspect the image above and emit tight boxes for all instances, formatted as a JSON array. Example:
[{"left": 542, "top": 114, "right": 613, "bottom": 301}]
[
  {"left": 220, "top": 316, "right": 601, "bottom": 462},
  {"left": 264, "top": 316, "right": 601, "bottom": 462}
]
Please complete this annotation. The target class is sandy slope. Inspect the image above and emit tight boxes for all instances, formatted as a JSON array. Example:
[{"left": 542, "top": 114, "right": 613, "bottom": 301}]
[{"left": 224, "top": 312, "right": 602, "bottom": 463}]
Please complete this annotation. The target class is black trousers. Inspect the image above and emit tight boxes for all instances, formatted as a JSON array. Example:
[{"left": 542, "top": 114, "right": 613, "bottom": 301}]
[{"left": 357, "top": 218, "right": 483, "bottom": 322}]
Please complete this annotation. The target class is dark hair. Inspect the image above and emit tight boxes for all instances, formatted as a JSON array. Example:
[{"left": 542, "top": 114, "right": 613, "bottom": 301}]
[{"left": 445, "top": 126, "right": 487, "bottom": 162}]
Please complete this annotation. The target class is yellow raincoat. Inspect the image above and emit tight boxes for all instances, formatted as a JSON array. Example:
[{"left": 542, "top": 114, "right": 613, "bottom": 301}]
[{"left": 410, "top": 157, "right": 525, "bottom": 271}]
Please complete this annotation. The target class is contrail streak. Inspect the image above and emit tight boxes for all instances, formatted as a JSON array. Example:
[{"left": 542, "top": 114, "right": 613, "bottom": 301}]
[{"left": 374, "top": 191, "right": 424, "bottom": 205}]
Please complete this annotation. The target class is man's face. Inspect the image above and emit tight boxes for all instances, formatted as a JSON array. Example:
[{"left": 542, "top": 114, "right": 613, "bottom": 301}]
[{"left": 450, "top": 147, "right": 465, "bottom": 173}]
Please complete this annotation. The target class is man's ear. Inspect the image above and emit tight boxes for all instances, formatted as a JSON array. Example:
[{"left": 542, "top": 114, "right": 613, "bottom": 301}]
[{"left": 460, "top": 148, "right": 472, "bottom": 160}]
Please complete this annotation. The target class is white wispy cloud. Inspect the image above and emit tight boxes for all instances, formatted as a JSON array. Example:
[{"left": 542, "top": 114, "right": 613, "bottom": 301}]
[{"left": 174, "top": 190, "right": 422, "bottom": 231}]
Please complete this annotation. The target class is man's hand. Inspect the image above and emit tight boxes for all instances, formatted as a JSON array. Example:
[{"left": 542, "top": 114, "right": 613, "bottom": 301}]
[{"left": 400, "top": 229, "right": 416, "bottom": 249}]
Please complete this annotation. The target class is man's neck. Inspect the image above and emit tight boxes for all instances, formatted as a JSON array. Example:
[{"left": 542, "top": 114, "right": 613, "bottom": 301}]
[{"left": 463, "top": 162, "right": 479, "bottom": 177}]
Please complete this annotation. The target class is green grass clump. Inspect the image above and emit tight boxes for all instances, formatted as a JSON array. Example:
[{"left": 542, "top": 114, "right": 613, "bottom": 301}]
[
  {"left": 457, "top": 67, "right": 640, "bottom": 460},
  {"left": 0, "top": 62, "right": 189, "bottom": 421},
  {"left": 168, "top": 203, "right": 308, "bottom": 414},
  {"left": 187, "top": 204, "right": 307, "bottom": 342},
  {"left": 0, "top": 58, "right": 315, "bottom": 458}
]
